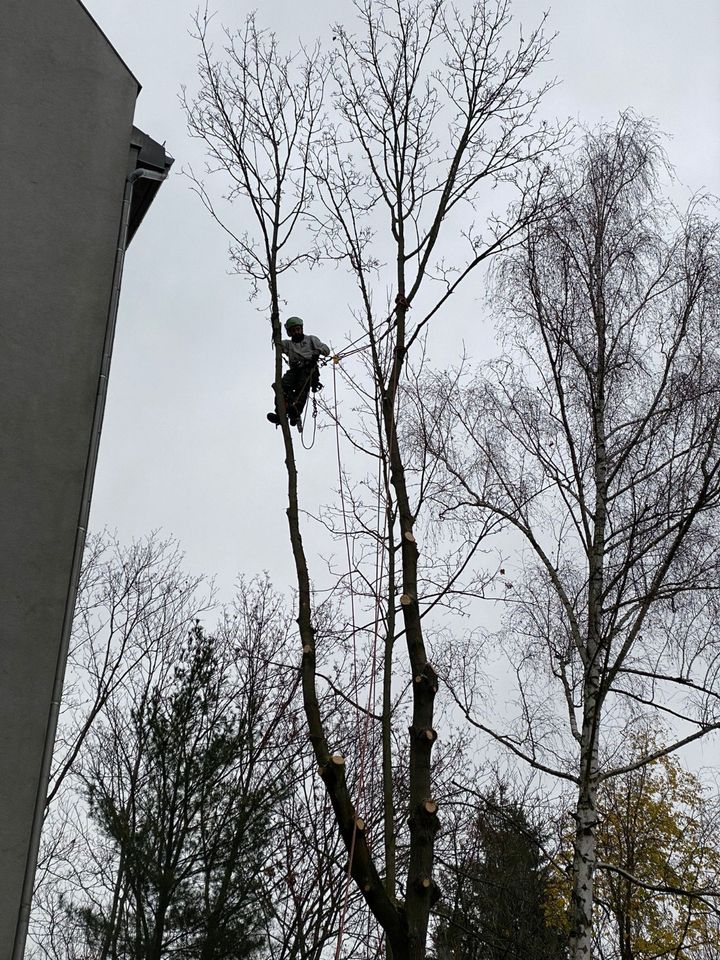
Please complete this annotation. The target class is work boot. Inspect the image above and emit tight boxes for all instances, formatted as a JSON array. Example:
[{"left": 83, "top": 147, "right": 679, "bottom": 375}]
[{"left": 267, "top": 412, "right": 280, "bottom": 425}]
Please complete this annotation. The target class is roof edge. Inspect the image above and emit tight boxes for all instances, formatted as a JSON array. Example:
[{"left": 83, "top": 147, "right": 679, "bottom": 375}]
[
  {"left": 127, "top": 128, "right": 174, "bottom": 245},
  {"left": 75, "top": 0, "right": 141, "bottom": 93}
]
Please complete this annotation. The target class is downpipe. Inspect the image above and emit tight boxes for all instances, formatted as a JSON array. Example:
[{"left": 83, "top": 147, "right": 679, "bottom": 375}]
[{"left": 12, "top": 166, "right": 167, "bottom": 960}]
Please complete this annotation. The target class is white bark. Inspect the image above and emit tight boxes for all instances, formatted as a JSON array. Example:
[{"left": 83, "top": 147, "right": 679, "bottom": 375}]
[{"left": 569, "top": 690, "right": 601, "bottom": 959}]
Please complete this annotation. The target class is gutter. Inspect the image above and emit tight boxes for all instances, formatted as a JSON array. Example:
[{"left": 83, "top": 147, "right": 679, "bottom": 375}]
[{"left": 12, "top": 165, "right": 168, "bottom": 960}]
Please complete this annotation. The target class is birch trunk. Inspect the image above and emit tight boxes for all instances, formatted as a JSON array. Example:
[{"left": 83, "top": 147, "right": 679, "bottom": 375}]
[
  {"left": 568, "top": 235, "right": 608, "bottom": 960},
  {"left": 569, "top": 689, "right": 601, "bottom": 960},
  {"left": 569, "top": 401, "right": 606, "bottom": 960}
]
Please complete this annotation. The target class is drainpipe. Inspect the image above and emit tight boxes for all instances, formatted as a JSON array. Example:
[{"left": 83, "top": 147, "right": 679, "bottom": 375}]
[{"left": 12, "top": 166, "right": 168, "bottom": 960}]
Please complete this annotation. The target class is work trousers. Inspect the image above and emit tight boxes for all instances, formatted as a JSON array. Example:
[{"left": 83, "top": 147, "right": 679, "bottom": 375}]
[{"left": 278, "top": 362, "right": 319, "bottom": 420}]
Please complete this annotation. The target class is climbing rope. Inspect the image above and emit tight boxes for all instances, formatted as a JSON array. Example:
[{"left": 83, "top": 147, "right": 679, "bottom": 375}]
[
  {"left": 331, "top": 293, "right": 408, "bottom": 364},
  {"left": 300, "top": 391, "right": 318, "bottom": 450},
  {"left": 331, "top": 357, "right": 387, "bottom": 958},
  {"left": 331, "top": 349, "right": 402, "bottom": 957}
]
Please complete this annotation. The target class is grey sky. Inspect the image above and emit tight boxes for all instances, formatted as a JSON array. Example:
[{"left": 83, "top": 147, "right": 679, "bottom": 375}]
[{"left": 82, "top": 0, "right": 720, "bottom": 600}]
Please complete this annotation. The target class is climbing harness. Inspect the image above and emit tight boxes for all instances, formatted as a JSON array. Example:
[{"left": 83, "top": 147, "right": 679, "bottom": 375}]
[{"left": 269, "top": 358, "right": 324, "bottom": 435}]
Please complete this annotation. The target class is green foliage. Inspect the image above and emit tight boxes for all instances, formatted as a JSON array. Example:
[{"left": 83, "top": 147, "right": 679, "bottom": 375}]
[
  {"left": 79, "top": 624, "right": 279, "bottom": 959},
  {"left": 433, "top": 793, "right": 567, "bottom": 960}
]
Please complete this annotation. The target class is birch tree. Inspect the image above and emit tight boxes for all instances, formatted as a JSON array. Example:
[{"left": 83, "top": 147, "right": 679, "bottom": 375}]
[
  {"left": 421, "top": 115, "right": 720, "bottom": 959},
  {"left": 546, "top": 731, "right": 720, "bottom": 959}
]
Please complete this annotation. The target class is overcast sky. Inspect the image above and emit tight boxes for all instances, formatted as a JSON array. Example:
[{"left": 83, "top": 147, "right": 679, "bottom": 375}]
[{"left": 81, "top": 0, "right": 720, "bottom": 601}]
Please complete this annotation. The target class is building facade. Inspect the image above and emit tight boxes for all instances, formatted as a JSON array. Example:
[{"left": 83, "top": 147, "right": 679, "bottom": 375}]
[{"left": 0, "top": 3, "right": 172, "bottom": 955}]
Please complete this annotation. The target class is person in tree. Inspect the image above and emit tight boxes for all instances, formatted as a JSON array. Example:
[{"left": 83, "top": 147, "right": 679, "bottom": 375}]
[{"left": 267, "top": 316, "right": 330, "bottom": 427}]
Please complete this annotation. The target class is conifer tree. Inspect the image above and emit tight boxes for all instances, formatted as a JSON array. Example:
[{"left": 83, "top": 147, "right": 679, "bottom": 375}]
[
  {"left": 434, "top": 793, "right": 567, "bottom": 960},
  {"left": 76, "top": 624, "right": 277, "bottom": 959}
]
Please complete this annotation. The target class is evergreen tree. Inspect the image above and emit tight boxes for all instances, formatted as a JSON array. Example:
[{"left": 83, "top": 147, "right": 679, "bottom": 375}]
[
  {"left": 76, "top": 624, "right": 281, "bottom": 959},
  {"left": 433, "top": 794, "right": 567, "bottom": 960}
]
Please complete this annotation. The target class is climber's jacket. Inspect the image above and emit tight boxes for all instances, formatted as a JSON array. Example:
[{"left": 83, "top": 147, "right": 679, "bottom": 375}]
[{"left": 281, "top": 334, "right": 330, "bottom": 367}]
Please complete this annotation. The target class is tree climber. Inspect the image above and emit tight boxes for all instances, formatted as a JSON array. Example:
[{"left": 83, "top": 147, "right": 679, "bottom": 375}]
[{"left": 267, "top": 316, "right": 330, "bottom": 427}]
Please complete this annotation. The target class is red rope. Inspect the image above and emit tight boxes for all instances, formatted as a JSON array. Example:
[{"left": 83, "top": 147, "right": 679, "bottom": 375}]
[
  {"left": 330, "top": 339, "right": 404, "bottom": 953},
  {"left": 331, "top": 358, "right": 385, "bottom": 957}
]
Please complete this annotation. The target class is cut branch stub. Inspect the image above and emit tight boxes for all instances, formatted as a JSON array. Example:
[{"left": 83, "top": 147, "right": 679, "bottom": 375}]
[
  {"left": 317, "top": 754, "right": 346, "bottom": 780},
  {"left": 344, "top": 860, "right": 371, "bottom": 892},
  {"left": 400, "top": 592, "right": 415, "bottom": 606},
  {"left": 413, "top": 876, "right": 441, "bottom": 906},
  {"left": 409, "top": 725, "right": 437, "bottom": 743},
  {"left": 413, "top": 662, "right": 439, "bottom": 693},
  {"left": 302, "top": 643, "right": 313, "bottom": 655},
  {"left": 403, "top": 530, "right": 416, "bottom": 543},
  {"left": 353, "top": 815, "right": 366, "bottom": 832},
  {"left": 410, "top": 799, "right": 441, "bottom": 836}
]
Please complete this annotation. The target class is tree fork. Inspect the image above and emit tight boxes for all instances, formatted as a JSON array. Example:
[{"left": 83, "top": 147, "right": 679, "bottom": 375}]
[
  {"left": 316, "top": 746, "right": 407, "bottom": 943},
  {"left": 381, "top": 341, "right": 440, "bottom": 955},
  {"left": 270, "top": 292, "right": 409, "bottom": 951}
]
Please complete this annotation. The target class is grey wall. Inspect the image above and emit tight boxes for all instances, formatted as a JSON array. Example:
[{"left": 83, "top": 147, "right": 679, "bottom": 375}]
[{"left": 0, "top": 1, "right": 139, "bottom": 953}]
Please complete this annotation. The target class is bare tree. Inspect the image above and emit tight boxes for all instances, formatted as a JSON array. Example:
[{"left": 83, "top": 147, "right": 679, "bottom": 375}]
[
  {"left": 46, "top": 532, "right": 209, "bottom": 808},
  {"left": 30, "top": 533, "right": 209, "bottom": 958},
  {"left": 34, "top": 566, "right": 347, "bottom": 960},
  {"left": 312, "top": 2, "right": 563, "bottom": 952},
  {"left": 185, "top": 2, "right": 563, "bottom": 955},
  {"left": 420, "top": 115, "right": 720, "bottom": 959},
  {"left": 29, "top": 534, "right": 202, "bottom": 960}
]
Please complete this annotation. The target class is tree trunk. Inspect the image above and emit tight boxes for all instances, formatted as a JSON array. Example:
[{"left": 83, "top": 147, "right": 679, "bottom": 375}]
[
  {"left": 383, "top": 506, "right": 397, "bottom": 917},
  {"left": 568, "top": 245, "right": 608, "bottom": 960},
  {"left": 269, "top": 283, "right": 408, "bottom": 949},
  {"left": 569, "top": 698, "right": 600, "bottom": 960},
  {"left": 383, "top": 299, "right": 439, "bottom": 958},
  {"left": 98, "top": 848, "right": 126, "bottom": 960}
]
